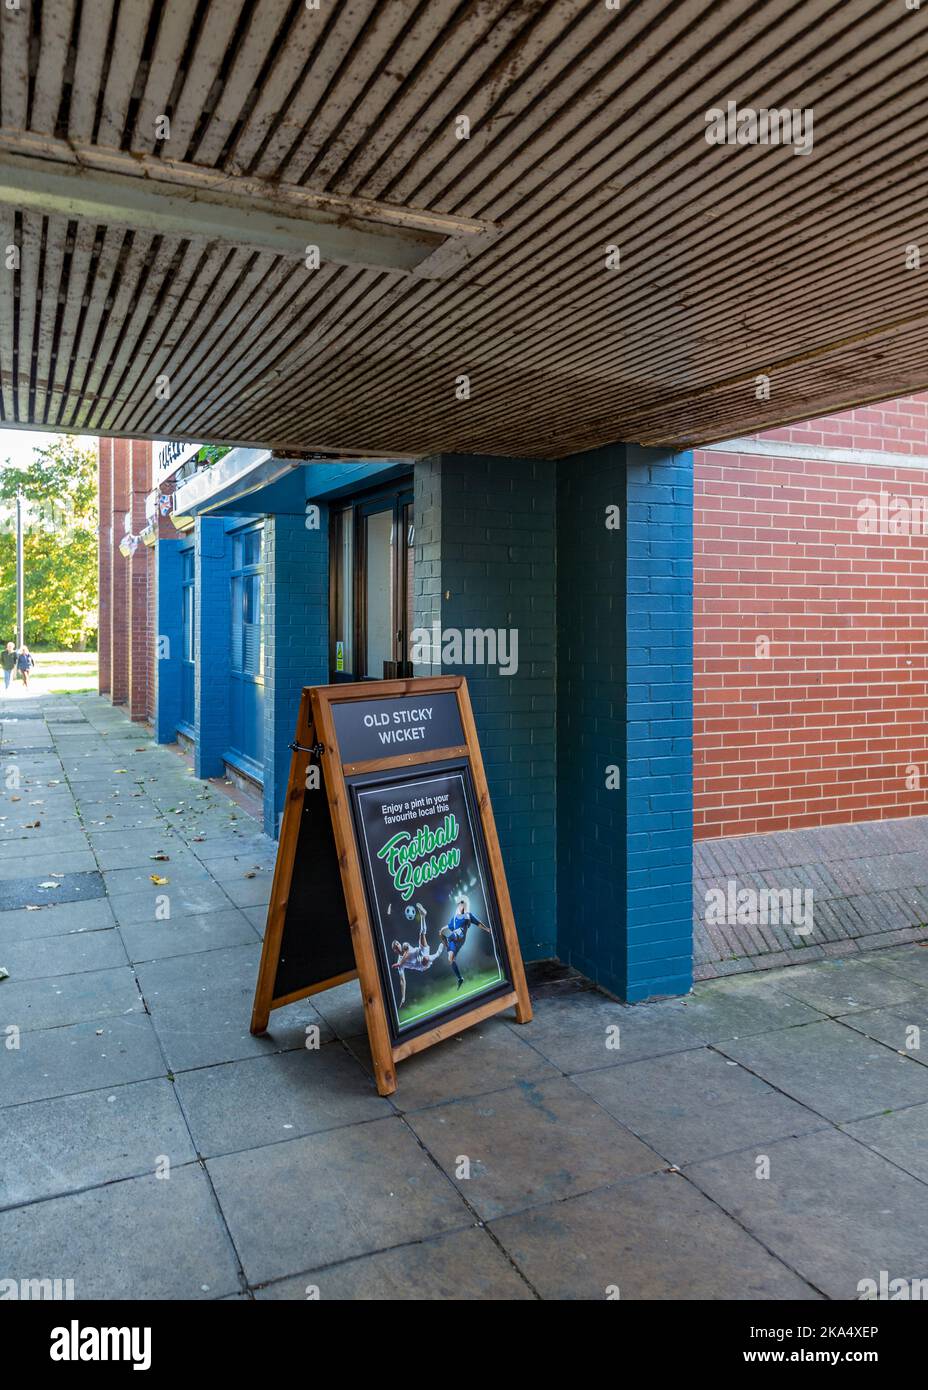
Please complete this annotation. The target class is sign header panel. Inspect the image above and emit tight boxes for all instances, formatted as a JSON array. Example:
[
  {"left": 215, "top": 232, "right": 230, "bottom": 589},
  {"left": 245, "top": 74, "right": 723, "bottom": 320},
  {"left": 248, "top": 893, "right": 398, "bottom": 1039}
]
[{"left": 331, "top": 691, "right": 464, "bottom": 762}]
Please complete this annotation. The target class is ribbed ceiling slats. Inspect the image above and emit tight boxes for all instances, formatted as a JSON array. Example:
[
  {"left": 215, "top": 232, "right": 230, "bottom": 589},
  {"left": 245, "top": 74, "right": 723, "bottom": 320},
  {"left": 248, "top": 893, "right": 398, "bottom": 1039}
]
[{"left": 0, "top": 0, "right": 924, "bottom": 454}]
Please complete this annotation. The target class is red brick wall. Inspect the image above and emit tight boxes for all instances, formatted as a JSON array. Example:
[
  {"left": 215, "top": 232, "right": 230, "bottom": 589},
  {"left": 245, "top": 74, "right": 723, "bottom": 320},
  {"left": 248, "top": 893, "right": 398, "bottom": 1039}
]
[
  {"left": 746, "top": 392, "right": 928, "bottom": 454},
  {"left": 127, "top": 440, "right": 153, "bottom": 722},
  {"left": 109, "top": 440, "right": 130, "bottom": 705},
  {"left": 695, "top": 393, "right": 928, "bottom": 839},
  {"left": 97, "top": 439, "right": 155, "bottom": 723},
  {"left": 97, "top": 438, "right": 112, "bottom": 695}
]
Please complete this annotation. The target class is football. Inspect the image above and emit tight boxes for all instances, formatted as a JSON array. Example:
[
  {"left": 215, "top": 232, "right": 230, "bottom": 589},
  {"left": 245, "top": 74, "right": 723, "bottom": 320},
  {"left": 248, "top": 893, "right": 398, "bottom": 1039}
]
[{"left": 404, "top": 905, "right": 417, "bottom": 920}]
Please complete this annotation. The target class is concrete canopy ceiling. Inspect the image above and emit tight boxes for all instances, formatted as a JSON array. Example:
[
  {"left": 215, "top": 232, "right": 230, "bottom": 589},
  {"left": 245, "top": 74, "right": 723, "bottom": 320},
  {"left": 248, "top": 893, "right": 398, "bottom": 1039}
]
[{"left": 0, "top": 0, "right": 924, "bottom": 459}]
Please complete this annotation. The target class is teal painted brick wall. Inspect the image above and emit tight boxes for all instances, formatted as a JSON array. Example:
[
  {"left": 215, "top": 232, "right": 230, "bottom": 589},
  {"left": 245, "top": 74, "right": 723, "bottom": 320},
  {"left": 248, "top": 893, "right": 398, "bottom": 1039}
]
[
  {"left": 263, "top": 511, "right": 329, "bottom": 837},
  {"left": 624, "top": 443, "right": 693, "bottom": 999},
  {"left": 413, "top": 454, "right": 558, "bottom": 960},
  {"left": 557, "top": 444, "right": 693, "bottom": 1001},
  {"left": 194, "top": 516, "right": 232, "bottom": 780}
]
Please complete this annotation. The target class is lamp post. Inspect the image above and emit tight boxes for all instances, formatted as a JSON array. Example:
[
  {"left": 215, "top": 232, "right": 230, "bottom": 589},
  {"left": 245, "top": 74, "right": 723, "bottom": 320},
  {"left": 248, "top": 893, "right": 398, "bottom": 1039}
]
[{"left": 15, "top": 491, "right": 23, "bottom": 648}]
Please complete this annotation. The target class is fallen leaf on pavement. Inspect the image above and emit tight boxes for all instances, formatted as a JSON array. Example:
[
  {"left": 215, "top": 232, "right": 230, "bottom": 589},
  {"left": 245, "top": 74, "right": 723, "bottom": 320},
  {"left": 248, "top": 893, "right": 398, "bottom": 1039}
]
[{"left": 150, "top": 874, "right": 169, "bottom": 885}]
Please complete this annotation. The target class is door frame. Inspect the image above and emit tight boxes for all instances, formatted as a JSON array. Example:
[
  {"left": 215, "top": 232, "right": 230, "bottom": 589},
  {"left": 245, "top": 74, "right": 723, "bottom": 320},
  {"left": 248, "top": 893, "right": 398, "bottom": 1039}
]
[
  {"left": 227, "top": 519, "right": 266, "bottom": 779},
  {"left": 328, "top": 481, "right": 414, "bottom": 682}
]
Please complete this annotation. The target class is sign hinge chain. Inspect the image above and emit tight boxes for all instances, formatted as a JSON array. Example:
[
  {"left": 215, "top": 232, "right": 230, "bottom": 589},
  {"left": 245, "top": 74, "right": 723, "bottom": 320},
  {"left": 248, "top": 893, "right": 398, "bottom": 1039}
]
[{"left": 289, "top": 740, "right": 325, "bottom": 759}]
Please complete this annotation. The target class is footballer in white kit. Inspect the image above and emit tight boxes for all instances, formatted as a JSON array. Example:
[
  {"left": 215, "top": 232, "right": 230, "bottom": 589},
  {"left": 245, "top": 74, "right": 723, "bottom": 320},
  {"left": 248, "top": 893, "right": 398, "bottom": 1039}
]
[{"left": 390, "top": 903, "right": 444, "bottom": 1007}]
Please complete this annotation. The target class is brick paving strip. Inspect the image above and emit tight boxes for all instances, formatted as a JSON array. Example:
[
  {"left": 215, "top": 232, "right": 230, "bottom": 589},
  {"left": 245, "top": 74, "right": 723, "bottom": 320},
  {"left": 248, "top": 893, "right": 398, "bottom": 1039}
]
[
  {"left": 695, "top": 821, "right": 928, "bottom": 980},
  {"left": 1, "top": 691, "right": 927, "bottom": 1299}
]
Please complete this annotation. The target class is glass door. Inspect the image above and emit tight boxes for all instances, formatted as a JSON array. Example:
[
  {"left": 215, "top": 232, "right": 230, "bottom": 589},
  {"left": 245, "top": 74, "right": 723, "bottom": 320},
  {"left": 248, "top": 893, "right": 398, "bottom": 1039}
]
[
  {"left": 228, "top": 523, "right": 265, "bottom": 777},
  {"left": 361, "top": 503, "right": 396, "bottom": 680}
]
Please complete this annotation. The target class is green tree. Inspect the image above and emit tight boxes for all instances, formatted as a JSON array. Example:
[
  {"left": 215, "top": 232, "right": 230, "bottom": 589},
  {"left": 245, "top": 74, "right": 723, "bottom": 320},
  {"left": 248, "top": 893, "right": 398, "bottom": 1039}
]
[{"left": 0, "top": 435, "right": 98, "bottom": 649}]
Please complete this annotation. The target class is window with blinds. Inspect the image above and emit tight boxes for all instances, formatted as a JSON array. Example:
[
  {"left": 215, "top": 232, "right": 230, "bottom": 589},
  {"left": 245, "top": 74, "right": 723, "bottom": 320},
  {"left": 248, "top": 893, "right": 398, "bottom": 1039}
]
[{"left": 230, "top": 527, "right": 265, "bottom": 678}]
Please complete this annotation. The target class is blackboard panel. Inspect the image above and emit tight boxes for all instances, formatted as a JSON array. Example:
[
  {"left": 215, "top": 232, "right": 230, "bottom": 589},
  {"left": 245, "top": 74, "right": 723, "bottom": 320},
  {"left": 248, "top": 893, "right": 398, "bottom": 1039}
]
[{"left": 272, "top": 769, "right": 355, "bottom": 1000}]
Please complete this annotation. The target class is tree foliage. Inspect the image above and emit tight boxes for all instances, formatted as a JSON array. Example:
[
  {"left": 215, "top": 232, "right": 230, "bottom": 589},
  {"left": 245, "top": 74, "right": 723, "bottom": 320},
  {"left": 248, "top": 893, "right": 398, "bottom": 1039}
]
[{"left": 0, "top": 435, "right": 98, "bottom": 649}]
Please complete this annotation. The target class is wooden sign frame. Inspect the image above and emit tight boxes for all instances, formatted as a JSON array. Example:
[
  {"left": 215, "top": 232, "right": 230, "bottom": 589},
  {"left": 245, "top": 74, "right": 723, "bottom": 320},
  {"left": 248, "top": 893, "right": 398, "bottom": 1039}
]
[{"left": 251, "top": 676, "right": 532, "bottom": 1095}]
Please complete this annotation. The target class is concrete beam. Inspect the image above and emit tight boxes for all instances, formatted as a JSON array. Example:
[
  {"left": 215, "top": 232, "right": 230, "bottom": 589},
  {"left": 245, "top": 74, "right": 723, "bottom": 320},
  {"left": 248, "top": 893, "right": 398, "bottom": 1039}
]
[{"left": 0, "top": 139, "right": 488, "bottom": 274}]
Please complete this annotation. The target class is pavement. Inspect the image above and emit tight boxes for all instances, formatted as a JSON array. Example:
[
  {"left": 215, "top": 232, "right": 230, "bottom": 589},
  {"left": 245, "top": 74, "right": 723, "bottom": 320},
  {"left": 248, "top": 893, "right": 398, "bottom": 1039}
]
[{"left": 2, "top": 690, "right": 928, "bottom": 1300}]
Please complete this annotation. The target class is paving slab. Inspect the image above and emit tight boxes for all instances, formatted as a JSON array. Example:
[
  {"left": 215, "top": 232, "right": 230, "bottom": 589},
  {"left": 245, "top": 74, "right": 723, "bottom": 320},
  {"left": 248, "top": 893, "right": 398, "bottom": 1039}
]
[
  {"left": 0, "top": 868, "right": 105, "bottom": 910},
  {"left": 79, "top": 809, "right": 167, "bottom": 831},
  {"left": 219, "top": 875, "right": 273, "bottom": 908},
  {"left": 175, "top": 1044, "right": 390, "bottom": 1156},
  {"left": 0, "top": 964, "right": 143, "bottom": 1032},
  {"left": 0, "top": 850, "right": 97, "bottom": 880},
  {"left": 107, "top": 880, "right": 234, "bottom": 925},
  {"left": 771, "top": 956, "right": 928, "bottom": 1015},
  {"left": 716, "top": 1019, "right": 928, "bottom": 1123},
  {"left": 0, "top": 926, "right": 127, "bottom": 980},
  {"left": 0, "top": 895, "right": 116, "bottom": 942},
  {"left": 491, "top": 1170, "right": 820, "bottom": 1300},
  {"left": 243, "top": 904, "right": 267, "bottom": 935},
  {"left": 134, "top": 941, "right": 275, "bottom": 1004},
  {"left": 678, "top": 973, "right": 826, "bottom": 1040},
  {"left": 838, "top": 1000, "right": 928, "bottom": 1065},
  {"left": 0, "top": 812, "right": 85, "bottom": 837},
  {"left": 686, "top": 1128, "right": 928, "bottom": 1299},
  {"left": 0, "top": 1077, "right": 196, "bottom": 1208},
  {"left": 146, "top": 992, "right": 333, "bottom": 1072},
  {"left": 102, "top": 863, "right": 216, "bottom": 895},
  {"left": 573, "top": 1046, "right": 826, "bottom": 1165},
  {"left": 0, "top": 1014, "right": 165, "bottom": 1107},
  {"left": 502, "top": 989, "right": 707, "bottom": 1074},
  {"left": 118, "top": 906, "right": 259, "bottom": 963},
  {"left": 0, "top": 831, "right": 88, "bottom": 858},
  {"left": 207, "top": 1117, "right": 473, "bottom": 1284},
  {"left": 137, "top": 945, "right": 333, "bottom": 1070},
  {"left": 0, "top": 1164, "right": 241, "bottom": 1299},
  {"left": 195, "top": 853, "right": 275, "bottom": 883},
  {"left": 257, "top": 1227, "right": 535, "bottom": 1301},
  {"left": 406, "top": 1076, "right": 664, "bottom": 1221},
  {"left": 869, "top": 942, "right": 928, "bottom": 989},
  {"left": 345, "top": 1014, "right": 559, "bottom": 1111},
  {"left": 307, "top": 978, "right": 368, "bottom": 1037},
  {"left": 841, "top": 1102, "right": 928, "bottom": 1184},
  {"left": 87, "top": 829, "right": 191, "bottom": 871}
]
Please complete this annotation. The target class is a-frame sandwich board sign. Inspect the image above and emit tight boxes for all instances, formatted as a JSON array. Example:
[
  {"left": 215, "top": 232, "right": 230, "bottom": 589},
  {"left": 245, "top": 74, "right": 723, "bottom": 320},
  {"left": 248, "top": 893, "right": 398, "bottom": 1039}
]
[{"left": 251, "top": 676, "right": 532, "bottom": 1096}]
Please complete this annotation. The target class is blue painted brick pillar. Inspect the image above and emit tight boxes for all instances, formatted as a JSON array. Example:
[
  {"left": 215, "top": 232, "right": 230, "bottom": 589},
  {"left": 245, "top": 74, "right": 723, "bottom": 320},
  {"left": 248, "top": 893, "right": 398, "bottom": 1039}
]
[
  {"left": 194, "top": 516, "right": 233, "bottom": 780},
  {"left": 154, "top": 536, "right": 183, "bottom": 744},
  {"left": 263, "top": 510, "right": 329, "bottom": 837},
  {"left": 556, "top": 443, "right": 693, "bottom": 1000},
  {"left": 412, "top": 454, "right": 558, "bottom": 962}
]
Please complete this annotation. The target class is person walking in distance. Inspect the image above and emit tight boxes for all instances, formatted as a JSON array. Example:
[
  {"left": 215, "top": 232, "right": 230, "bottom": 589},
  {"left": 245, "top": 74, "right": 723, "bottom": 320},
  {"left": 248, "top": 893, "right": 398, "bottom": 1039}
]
[
  {"left": 16, "top": 644, "right": 35, "bottom": 689},
  {"left": 1, "top": 642, "right": 16, "bottom": 692}
]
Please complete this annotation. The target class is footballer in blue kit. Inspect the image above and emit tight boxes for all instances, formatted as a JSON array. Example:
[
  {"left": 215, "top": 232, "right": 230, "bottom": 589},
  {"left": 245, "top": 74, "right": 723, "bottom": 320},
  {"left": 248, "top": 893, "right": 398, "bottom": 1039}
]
[{"left": 440, "top": 895, "right": 492, "bottom": 989}]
